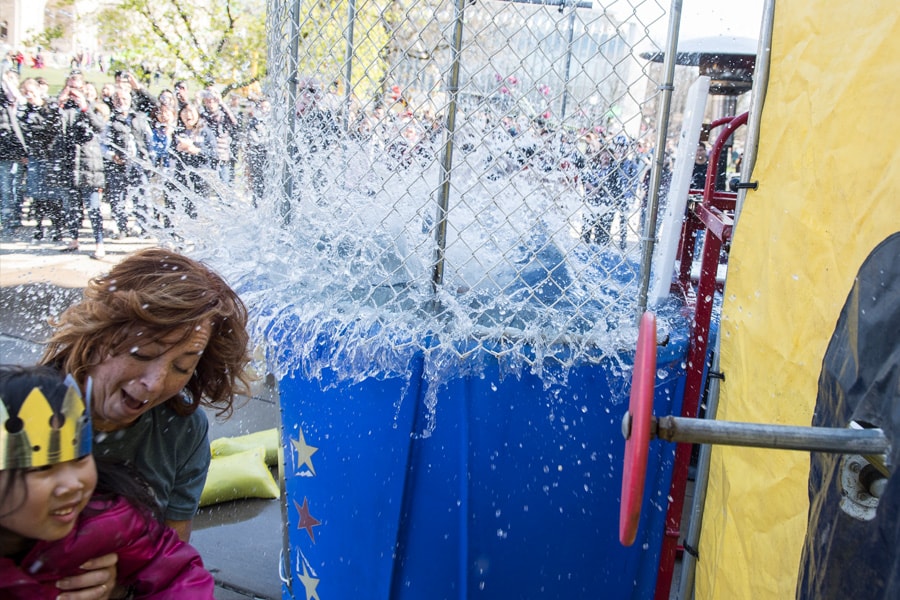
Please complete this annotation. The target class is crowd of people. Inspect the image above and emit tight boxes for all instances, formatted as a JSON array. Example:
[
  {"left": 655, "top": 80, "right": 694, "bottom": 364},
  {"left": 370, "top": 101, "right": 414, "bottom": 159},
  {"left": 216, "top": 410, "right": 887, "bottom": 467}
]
[{"left": 0, "top": 67, "right": 270, "bottom": 257}]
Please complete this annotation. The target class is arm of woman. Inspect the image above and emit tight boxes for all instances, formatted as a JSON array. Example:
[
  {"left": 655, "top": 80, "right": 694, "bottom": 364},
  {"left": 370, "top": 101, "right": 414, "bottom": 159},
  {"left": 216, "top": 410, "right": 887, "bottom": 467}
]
[
  {"left": 54, "top": 553, "right": 118, "bottom": 600},
  {"left": 162, "top": 408, "right": 212, "bottom": 542},
  {"left": 166, "top": 518, "right": 193, "bottom": 542}
]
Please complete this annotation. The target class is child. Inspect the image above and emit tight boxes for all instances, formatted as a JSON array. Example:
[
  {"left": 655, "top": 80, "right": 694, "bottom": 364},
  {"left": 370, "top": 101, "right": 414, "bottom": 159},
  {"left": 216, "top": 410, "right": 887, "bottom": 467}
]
[{"left": 0, "top": 365, "right": 215, "bottom": 598}]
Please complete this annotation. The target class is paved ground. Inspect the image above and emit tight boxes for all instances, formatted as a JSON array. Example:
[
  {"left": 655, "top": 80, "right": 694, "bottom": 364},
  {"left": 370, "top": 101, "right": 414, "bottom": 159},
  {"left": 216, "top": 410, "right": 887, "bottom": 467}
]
[{"left": 0, "top": 225, "right": 283, "bottom": 600}]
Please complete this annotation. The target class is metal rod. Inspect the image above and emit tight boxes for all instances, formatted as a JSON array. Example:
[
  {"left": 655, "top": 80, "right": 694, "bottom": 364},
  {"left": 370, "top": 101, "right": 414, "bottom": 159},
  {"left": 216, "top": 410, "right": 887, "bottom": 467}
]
[
  {"left": 342, "top": 0, "right": 357, "bottom": 132},
  {"left": 280, "top": 0, "right": 303, "bottom": 224},
  {"left": 656, "top": 416, "right": 890, "bottom": 456},
  {"left": 559, "top": 5, "right": 577, "bottom": 121},
  {"left": 646, "top": 8, "right": 686, "bottom": 594},
  {"left": 636, "top": 0, "right": 683, "bottom": 321},
  {"left": 675, "top": 360, "right": 720, "bottom": 599},
  {"left": 431, "top": 0, "right": 467, "bottom": 291},
  {"left": 734, "top": 0, "right": 776, "bottom": 221}
]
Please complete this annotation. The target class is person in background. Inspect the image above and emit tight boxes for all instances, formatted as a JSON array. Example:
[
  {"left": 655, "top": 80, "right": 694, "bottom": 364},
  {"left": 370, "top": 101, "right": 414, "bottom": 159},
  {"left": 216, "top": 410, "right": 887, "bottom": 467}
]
[
  {"left": 100, "top": 83, "right": 115, "bottom": 112},
  {"left": 148, "top": 103, "right": 177, "bottom": 227},
  {"left": 199, "top": 88, "right": 238, "bottom": 184},
  {"left": 104, "top": 85, "right": 151, "bottom": 238},
  {"left": 75, "top": 100, "right": 110, "bottom": 259},
  {"left": 581, "top": 145, "right": 614, "bottom": 245},
  {"left": 158, "top": 89, "right": 177, "bottom": 110},
  {"left": 50, "top": 70, "right": 96, "bottom": 252},
  {"left": 243, "top": 97, "right": 270, "bottom": 208},
  {"left": 36, "top": 77, "right": 50, "bottom": 102},
  {"left": 84, "top": 82, "right": 98, "bottom": 106},
  {"left": 171, "top": 103, "right": 216, "bottom": 216},
  {"left": 114, "top": 70, "right": 157, "bottom": 118},
  {"left": 690, "top": 142, "right": 709, "bottom": 191},
  {"left": 0, "top": 364, "right": 215, "bottom": 599},
  {"left": 174, "top": 81, "right": 191, "bottom": 119},
  {"left": 0, "top": 67, "right": 27, "bottom": 234},
  {"left": 18, "top": 77, "right": 59, "bottom": 241}
]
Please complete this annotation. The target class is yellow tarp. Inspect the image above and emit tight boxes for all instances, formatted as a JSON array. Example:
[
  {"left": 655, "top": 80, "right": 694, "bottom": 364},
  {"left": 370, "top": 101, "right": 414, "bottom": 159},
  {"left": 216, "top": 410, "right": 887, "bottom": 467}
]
[{"left": 695, "top": 3, "right": 900, "bottom": 598}]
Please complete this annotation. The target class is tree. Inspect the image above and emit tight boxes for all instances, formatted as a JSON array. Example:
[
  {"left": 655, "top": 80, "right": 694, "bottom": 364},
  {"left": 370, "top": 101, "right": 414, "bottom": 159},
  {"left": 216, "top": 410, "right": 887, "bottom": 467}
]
[{"left": 97, "top": 0, "right": 267, "bottom": 91}]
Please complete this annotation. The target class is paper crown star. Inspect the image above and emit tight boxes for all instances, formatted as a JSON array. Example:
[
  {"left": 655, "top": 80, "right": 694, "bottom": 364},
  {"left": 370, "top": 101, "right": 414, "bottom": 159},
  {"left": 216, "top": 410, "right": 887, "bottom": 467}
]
[{"left": 0, "top": 375, "right": 93, "bottom": 470}]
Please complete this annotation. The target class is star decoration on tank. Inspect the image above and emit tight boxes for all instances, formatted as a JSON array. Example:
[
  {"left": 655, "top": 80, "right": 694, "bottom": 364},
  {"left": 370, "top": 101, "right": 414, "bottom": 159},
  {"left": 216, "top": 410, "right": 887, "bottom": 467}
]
[
  {"left": 298, "top": 560, "right": 320, "bottom": 600},
  {"left": 295, "top": 496, "right": 321, "bottom": 542},
  {"left": 291, "top": 429, "right": 318, "bottom": 475}
]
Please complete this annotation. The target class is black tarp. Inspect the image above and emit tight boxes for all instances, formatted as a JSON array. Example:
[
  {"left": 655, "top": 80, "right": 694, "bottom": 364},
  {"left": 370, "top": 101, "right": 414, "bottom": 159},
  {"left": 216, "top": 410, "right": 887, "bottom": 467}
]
[{"left": 797, "top": 232, "right": 900, "bottom": 599}]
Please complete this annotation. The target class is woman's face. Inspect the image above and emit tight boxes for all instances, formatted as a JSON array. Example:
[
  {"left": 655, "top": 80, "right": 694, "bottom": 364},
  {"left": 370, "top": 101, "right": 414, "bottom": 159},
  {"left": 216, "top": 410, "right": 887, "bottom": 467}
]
[
  {"left": 159, "top": 90, "right": 175, "bottom": 106},
  {"left": 181, "top": 106, "right": 199, "bottom": 128},
  {"left": 88, "top": 321, "right": 212, "bottom": 431},
  {"left": 21, "top": 82, "right": 42, "bottom": 106},
  {"left": 0, "top": 456, "right": 97, "bottom": 543},
  {"left": 157, "top": 105, "right": 175, "bottom": 125}
]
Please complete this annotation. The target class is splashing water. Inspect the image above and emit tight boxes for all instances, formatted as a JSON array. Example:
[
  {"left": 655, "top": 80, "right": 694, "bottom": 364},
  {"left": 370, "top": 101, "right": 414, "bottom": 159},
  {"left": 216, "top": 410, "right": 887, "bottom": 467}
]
[{"left": 145, "top": 114, "right": 685, "bottom": 420}]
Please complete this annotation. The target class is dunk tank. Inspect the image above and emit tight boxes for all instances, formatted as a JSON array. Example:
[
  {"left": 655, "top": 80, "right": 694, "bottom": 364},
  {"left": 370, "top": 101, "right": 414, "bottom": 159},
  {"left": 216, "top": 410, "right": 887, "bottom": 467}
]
[
  {"left": 164, "top": 0, "right": 900, "bottom": 597},
  {"left": 198, "top": 0, "right": 752, "bottom": 598}
]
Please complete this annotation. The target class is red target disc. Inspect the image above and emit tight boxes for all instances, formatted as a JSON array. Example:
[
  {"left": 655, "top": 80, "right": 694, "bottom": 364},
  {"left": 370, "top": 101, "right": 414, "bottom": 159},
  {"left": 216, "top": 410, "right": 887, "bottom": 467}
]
[{"left": 619, "top": 311, "right": 657, "bottom": 546}]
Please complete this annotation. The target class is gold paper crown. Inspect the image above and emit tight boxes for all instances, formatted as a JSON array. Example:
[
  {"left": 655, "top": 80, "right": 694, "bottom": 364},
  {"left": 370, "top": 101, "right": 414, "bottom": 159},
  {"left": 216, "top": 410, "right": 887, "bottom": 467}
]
[{"left": 0, "top": 375, "right": 93, "bottom": 470}]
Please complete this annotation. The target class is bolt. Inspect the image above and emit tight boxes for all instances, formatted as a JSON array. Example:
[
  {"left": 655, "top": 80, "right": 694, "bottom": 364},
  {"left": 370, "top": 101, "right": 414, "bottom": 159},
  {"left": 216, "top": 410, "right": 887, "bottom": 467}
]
[
  {"left": 621, "top": 413, "right": 632, "bottom": 440},
  {"left": 848, "top": 460, "right": 861, "bottom": 473}
]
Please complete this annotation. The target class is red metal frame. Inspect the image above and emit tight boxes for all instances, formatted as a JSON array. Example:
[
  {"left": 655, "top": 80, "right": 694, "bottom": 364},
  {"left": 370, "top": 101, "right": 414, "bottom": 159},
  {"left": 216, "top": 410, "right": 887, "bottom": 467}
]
[{"left": 654, "top": 112, "right": 749, "bottom": 599}]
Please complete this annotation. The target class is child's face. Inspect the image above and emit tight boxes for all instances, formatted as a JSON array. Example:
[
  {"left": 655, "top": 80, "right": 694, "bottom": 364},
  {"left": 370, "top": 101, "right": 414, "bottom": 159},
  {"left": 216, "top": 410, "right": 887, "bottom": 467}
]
[{"left": 0, "top": 456, "right": 97, "bottom": 543}]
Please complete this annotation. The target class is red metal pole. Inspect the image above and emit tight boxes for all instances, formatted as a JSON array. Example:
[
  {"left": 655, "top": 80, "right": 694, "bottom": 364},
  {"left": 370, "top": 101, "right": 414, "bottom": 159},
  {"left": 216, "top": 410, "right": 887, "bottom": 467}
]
[{"left": 653, "top": 112, "right": 748, "bottom": 599}]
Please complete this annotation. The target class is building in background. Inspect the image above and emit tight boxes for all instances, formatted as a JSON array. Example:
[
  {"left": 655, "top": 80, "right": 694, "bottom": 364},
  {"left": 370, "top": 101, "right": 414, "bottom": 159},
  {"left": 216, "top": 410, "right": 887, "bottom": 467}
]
[
  {"left": 0, "top": 0, "right": 115, "bottom": 60},
  {"left": 0, "top": 0, "right": 48, "bottom": 51}
]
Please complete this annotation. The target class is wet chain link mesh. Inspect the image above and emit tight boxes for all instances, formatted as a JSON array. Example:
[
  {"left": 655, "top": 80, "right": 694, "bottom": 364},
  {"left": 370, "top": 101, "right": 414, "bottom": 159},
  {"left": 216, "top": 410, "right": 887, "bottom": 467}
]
[{"left": 249, "top": 0, "right": 669, "bottom": 383}]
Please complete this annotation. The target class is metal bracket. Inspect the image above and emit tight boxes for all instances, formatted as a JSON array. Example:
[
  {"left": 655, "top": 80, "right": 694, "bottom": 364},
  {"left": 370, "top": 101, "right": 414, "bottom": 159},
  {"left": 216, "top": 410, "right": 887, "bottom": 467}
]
[{"left": 839, "top": 454, "right": 885, "bottom": 522}]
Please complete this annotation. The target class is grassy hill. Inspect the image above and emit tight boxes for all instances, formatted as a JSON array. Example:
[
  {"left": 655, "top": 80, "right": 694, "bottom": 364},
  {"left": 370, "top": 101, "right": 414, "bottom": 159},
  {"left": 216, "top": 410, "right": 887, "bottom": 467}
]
[{"left": 16, "top": 66, "right": 171, "bottom": 97}]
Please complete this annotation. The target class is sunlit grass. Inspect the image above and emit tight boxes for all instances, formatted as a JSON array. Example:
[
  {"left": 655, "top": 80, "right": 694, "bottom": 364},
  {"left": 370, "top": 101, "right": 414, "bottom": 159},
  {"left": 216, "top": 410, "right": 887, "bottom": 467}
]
[{"left": 16, "top": 66, "right": 171, "bottom": 96}]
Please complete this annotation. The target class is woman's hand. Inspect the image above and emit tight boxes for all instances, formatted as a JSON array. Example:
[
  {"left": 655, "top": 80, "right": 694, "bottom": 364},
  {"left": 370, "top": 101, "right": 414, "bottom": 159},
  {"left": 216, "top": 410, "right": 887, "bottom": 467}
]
[{"left": 55, "top": 553, "right": 118, "bottom": 600}]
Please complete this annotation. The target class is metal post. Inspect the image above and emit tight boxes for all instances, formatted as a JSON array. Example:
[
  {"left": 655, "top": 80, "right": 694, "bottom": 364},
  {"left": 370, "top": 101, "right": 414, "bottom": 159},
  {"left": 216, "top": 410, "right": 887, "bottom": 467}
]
[
  {"left": 636, "top": 0, "right": 684, "bottom": 320},
  {"left": 735, "top": 0, "right": 776, "bottom": 221},
  {"left": 342, "top": 0, "right": 357, "bottom": 132},
  {"left": 281, "top": 0, "right": 303, "bottom": 224},
  {"left": 431, "top": 0, "right": 467, "bottom": 290},
  {"left": 559, "top": 4, "right": 577, "bottom": 121}
]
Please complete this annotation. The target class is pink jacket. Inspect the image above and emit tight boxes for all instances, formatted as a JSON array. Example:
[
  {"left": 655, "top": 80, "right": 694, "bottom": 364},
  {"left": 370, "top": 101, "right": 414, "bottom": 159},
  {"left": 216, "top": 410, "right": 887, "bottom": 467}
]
[{"left": 0, "top": 495, "right": 214, "bottom": 599}]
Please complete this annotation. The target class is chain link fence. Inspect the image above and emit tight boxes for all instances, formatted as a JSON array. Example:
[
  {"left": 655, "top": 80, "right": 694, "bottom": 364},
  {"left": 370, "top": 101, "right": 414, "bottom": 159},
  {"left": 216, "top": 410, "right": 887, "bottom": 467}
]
[{"left": 237, "top": 0, "right": 673, "bottom": 386}]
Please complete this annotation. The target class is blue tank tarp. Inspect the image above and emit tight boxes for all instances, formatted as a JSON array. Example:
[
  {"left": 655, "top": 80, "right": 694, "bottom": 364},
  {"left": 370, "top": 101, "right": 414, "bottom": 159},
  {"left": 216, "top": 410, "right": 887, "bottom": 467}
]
[{"left": 276, "top": 324, "right": 692, "bottom": 599}]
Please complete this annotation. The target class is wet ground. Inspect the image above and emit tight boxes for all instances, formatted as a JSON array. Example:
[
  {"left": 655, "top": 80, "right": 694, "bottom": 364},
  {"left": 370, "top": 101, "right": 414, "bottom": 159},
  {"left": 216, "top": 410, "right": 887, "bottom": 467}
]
[{"left": 0, "top": 223, "right": 282, "bottom": 600}]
